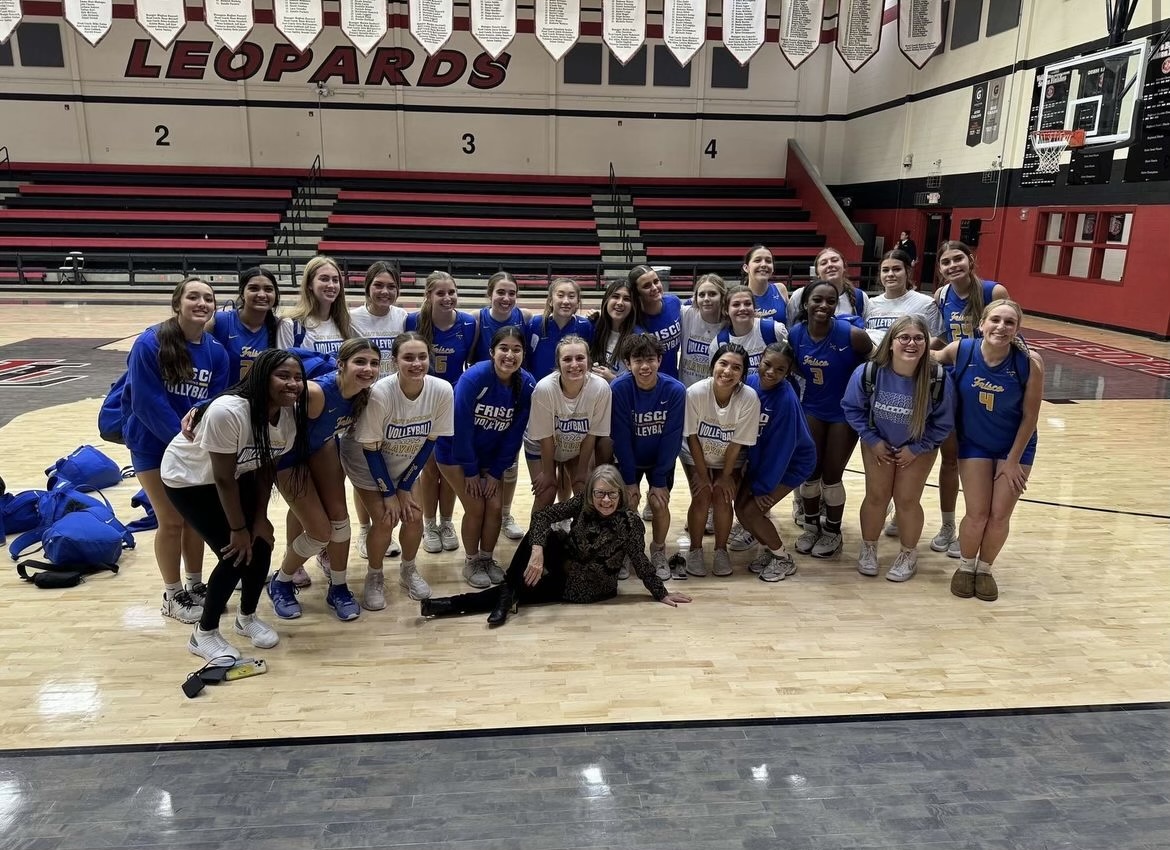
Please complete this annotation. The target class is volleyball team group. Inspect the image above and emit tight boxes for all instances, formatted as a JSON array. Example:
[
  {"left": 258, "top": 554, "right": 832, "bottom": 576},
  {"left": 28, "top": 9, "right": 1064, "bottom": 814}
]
[{"left": 121, "top": 240, "right": 1041, "bottom": 664}]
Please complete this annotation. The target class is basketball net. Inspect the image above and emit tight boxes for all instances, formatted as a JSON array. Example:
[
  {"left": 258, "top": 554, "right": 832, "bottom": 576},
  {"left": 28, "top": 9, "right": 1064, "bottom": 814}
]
[{"left": 1029, "top": 129, "right": 1087, "bottom": 173}]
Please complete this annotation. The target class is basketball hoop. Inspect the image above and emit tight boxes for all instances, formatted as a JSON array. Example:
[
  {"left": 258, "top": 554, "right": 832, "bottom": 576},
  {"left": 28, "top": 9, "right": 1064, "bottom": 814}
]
[{"left": 1029, "top": 129, "right": 1087, "bottom": 173}]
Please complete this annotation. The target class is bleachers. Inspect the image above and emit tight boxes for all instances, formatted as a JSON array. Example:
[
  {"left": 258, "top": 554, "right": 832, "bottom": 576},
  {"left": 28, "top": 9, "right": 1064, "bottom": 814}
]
[
  {"left": 630, "top": 180, "right": 826, "bottom": 273},
  {"left": 318, "top": 179, "right": 605, "bottom": 280}
]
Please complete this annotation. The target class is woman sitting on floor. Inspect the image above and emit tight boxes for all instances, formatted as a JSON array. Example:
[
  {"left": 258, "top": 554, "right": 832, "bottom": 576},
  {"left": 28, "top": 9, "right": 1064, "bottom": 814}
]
[{"left": 420, "top": 465, "right": 693, "bottom": 626}]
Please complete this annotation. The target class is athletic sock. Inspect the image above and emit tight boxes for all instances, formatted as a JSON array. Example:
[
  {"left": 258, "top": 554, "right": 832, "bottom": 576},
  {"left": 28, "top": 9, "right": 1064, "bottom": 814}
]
[
  {"left": 183, "top": 572, "right": 202, "bottom": 589},
  {"left": 329, "top": 569, "right": 347, "bottom": 585},
  {"left": 164, "top": 581, "right": 184, "bottom": 597},
  {"left": 402, "top": 558, "right": 417, "bottom": 572},
  {"left": 975, "top": 559, "right": 993, "bottom": 574},
  {"left": 959, "top": 557, "right": 977, "bottom": 574},
  {"left": 941, "top": 511, "right": 956, "bottom": 525},
  {"left": 823, "top": 519, "right": 842, "bottom": 534},
  {"left": 769, "top": 545, "right": 787, "bottom": 557},
  {"left": 440, "top": 515, "right": 452, "bottom": 524},
  {"left": 275, "top": 571, "right": 294, "bottom": 583}
]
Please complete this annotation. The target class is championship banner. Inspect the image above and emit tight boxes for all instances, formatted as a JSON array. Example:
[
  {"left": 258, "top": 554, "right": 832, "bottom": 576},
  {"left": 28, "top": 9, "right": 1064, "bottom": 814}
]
[
  {"left": 135, "top": 0, "right": 186, "bottom": 49},
  {"left": 779, "top": 0, "right": 824, "bottom": 69},
  {"left": 722, "top": 0, "right": 765, "bottom": 66},
  {"left": 535, "top": 0, "right": 579, "bottom": 61},
  {"left": 274, "top": 0, "right": 324, "bottom": 53},
  {"left": 410, "top": 0, "right": 454, "bottom": 55},
  {"left": 64, "top": 0, "right": 112, "bottom": 46},
  {"left": 603, "top": 0, "right": 645, "bottom": 65},
  {"left": 205, "top": 0, "right": 254, "bottom": 51},
  {"left": 662, "top": 0, "right": 703, "bottom": 66},
  {"left": 0, "top": 0, "right": 21, "bottom": 46},
  {"left": 340, "top": 0, "right": 387, "bottom": 56},
  {"left": 898, "top": 0, "right": 941, "bottom": 69},
  {"left": 835, "top": 0, "right": 883, "bottom": 72},
  {"left": 471, "top": 0, "right": 516, "bottom": 59}
]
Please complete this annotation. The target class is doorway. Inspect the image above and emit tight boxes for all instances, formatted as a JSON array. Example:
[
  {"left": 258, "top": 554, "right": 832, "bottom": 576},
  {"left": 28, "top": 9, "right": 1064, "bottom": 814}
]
[{"left": 919, "top": 212, "right": 952, "bottom": 292}]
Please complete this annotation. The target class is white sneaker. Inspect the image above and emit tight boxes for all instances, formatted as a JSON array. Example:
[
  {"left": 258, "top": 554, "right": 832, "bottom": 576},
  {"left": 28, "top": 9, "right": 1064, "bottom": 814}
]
[
  {"left": 930, "top": 522, "right": 957, "bottom": 552},
  {"left": 357, "top": 525, "right": 369, "bottom": 559},
  {"left": 185, "top": 581, "right": 207, "bottom": 608},
  {"left": 684, "top": 549, "right": 708, "bottom": 577},
  {"left": 362, "top": 570, "right": 386, "bottom": 611},
  {"left": 759, "top": 553, "right": 798, "bottom": 582},
  {"left": 794, "top": 523, "right": 820, "bottom": 555},
  {"left": 747, "top": 550, "right": 772, "bottom": 574},
  {"left": 677, "top": 532, "right": 690, "bottom": 550},
  {"left": 462, "top": 557, "right": 491, "bottom": 589},
  {"left": 883, "top": 518, "right": 899, "bottom": 537},
  {"left": 234, "top": 614, "right": 279, "bottom": 648},
  {"left": 388, "top": 532, "right": 402, "bottom": 558},
  {"left": 422, "top": 521, "right": 443, "bottom": 554},
  {"left": 501, "top": 514, "right": 525, "bottom": 541},
  {"left": 792, "top": 498, "right": 804, "bottom": 528},
  {"left": 811, "top": 531, "right": 843, "bottom": 558},
  {"left": 651, "top": 549, "right": 670, "bottom": 581},
  {"left": 727, "top": 523, "right": 756, "bottom": 552},
  {"left": 886, "top": 549, "right": 918, "bottom": 582},
  {"left": 316, "top": 550, "right": 331, "bottom": 584},
  {"left": 439, "top": 520, "right": 459, "bottom": 551},
  {"left": 399, "top": 562, "right": 432, "bottom": 600},
  {"left": 161, "top": 589, "right": 203, "bottom": 624},
  {"left": 485, "top": 558, "right": 506, "bottom": 585},
  {"left": 704, "top": 507, "right": 714, "bottom": 535},
  {"left": 857, "top": 543, "right": 879, "bottom": 577},
  {"left": 188, "top": 627, "right": 242, "bottom": 666},
  {"left": 947, "top": 538, "right": 961, "bottom": 559},
  {"left": 712, "top": 549, "right": 733, "bottom": 577},
  {"left": 641, "top": 504, "right": 654, "bottom": 522}
]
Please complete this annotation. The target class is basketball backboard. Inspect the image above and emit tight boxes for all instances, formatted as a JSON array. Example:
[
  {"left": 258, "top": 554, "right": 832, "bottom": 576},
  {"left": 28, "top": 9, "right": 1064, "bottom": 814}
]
[{"left": 1036, "top": 38, "right": 1150, "bottom": 150}]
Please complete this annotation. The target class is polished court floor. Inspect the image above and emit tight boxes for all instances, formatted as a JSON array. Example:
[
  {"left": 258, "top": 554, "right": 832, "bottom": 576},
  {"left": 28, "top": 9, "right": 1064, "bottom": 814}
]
[{"left": 0, "top": 300, "right": 1167, "bottom": 848}]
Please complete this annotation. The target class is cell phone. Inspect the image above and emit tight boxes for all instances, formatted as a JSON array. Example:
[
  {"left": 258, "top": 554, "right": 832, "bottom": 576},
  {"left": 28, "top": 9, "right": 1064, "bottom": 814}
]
[{"left": 225, "top": 659, "right": 268, "bottom": 680}]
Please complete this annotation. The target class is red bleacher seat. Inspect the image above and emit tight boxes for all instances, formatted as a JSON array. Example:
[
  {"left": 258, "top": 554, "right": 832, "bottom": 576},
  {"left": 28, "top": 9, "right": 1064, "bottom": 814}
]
[
  {"left": 638, "top": 220, "right": 818, "bottom": 232},
  {"left": 337, "top": 191, "right": 592, "bottom": 206},
  {"left": 320, "top": 241, "right": 600, "bottom": 257},
  {"left": 0, "top": 237, "right": 268, "bottom": 250},
  {"left": 645, "top": 246, "right": 817, "bottom": 259},
  {"left": 329, "top": 215, "right": 595, "bottom": 230},
  {"left": 633, "top": 197, "right": 803, "bottom": 208},
  {"left": 17, "top": 184, "right": 291, "bottom": 200},
  {"left": 0, "top": 210, "right": 281, "bottom": 223}
]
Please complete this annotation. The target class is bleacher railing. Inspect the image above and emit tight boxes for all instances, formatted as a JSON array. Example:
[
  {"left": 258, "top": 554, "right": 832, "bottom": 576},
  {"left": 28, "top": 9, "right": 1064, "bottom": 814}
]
[
  {"left": 0, "top": 251, "right": 886, "bottom": 295},
  {"left": 608, "top": 162, "right": 633, "bottom": 264},
  {"left": 274, "top": 154, "right": 323, "bottom": 259},
  {"left": 0, "top": 146, "right": 10, "bottom": 177}
]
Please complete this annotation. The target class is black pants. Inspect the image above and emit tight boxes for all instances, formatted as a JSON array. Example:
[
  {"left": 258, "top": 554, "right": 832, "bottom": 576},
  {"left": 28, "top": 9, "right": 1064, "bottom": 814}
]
[
  {"left": 164, "top": 473, "right": 271, "bottom": 631},
  {"left": 443, "top": 531, "right": 570, "bottom": 613}
]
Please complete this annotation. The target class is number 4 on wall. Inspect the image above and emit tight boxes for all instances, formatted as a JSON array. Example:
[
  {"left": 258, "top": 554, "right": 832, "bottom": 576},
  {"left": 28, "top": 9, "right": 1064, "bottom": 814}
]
[{"left": 704, "top": 139, "right": 718, "bottom": 159}]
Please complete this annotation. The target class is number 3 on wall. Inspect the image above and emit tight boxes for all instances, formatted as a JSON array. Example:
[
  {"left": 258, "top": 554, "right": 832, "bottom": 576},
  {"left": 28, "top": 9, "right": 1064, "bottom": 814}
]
[
  {"left": 155, "top": 125, "right": 171, "bottom": 147},
  {"left": 462, "top": 133, "right": 475, "bottom": 155}
]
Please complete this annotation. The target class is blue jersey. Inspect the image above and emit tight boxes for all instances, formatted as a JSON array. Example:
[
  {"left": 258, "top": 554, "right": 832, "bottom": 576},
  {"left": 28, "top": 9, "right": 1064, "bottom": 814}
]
[
  {"left": 745, "top": 374, "right": 817, "bottom": 496},
  {"left": 639, "top": 294, "right": 683, "bottom": 378},
  {"left": 474, "top": 306, "right": 525, "bottom": 363},
  {"left": 209, "top": 310, "right": 271, "bottom": 381},
  {"left": 939, "top": 280, "right": 1000, "bottom": 344},
  {"left": 609, "top": 371, "right": 686, "bottom": 488},
  {"left": 953, "top": 339, "right": 1034, "bottom": 456},
  {"left": 752, "top": 283, "right": 787, "bottom": 321},
  {"left": 124, "top": 326, "right": 231, "bottom": 457},
  {"left": 435, "top": 360, "right": 536, "bottom": 479},
  {"left": 305, "top": 372, "right": 356, "bottom": 454},
  {"left": 789, "top": 319, "right": 865, "bottom": 424},
  {"left": 525, "top": 314, "right": 594, "bottom": 380},
  {"left": 405, "top": 310, "right": 478, "bottom": 384}
]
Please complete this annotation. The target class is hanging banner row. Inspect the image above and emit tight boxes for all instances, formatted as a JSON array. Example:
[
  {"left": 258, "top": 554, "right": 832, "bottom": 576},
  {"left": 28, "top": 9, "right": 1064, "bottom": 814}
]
[{"left": 0, "top": 0, "right": 943, "bottom": 70}]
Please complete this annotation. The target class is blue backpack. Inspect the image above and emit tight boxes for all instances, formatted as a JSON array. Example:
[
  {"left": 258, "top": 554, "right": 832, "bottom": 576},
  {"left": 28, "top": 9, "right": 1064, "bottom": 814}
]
[
  {"left": 286, "top": 346, "right": 337, "bottom": 380},
  {"left": 99, "top": 373, "right": 129, "bottom": 444},
  {"left": 9, "top": 486, "right": 135, "bottom": 564},
  {"left": 1, "top": 488, "right": 44, "bottom": 542},
  {"left": 45, "top": 445, "right": 129, "bottom": 492},
  {"left": 127, "top": 487, "right": 158, "bottom": 533}
]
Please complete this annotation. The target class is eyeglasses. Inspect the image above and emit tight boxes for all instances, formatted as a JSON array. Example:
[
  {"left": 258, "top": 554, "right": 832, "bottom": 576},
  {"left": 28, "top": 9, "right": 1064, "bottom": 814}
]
[
  {"left": 593, "top": 490, "right": 620, "bottom": 502},
  {"left": 893, "top": 334, "right": 927, "bottom": 345}
]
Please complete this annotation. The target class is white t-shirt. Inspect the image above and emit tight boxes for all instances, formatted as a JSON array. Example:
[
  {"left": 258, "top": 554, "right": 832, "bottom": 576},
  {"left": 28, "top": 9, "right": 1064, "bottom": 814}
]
[
  {"left": 706, "top": 319, "right": 789, "bottom": 373},
  {"left": 351, "top": 305, "right": 408, "bottom": 374},
  {"left": 680, "top": 379, "right": 760, "bottom": 469},
  {"left": 679, "top": 306, "right": 725, "bottom": 387},
  {"left": 161, "top": 395, "right": 296, "bottom": 488},
  {"left": 786, "top": 286, "right": 862, "bottom": 327},
  {"left": 523, "top": 372, "right": 612, "bottom": 462},
  {"left": 863, "top": 290, "right": 943, "bottom": 344},
  {"left": 277, "top": 315, "right": 346, "bottom": 355},
  {"left": 354, "top": 374, "right": 454, "bottom": 479}
]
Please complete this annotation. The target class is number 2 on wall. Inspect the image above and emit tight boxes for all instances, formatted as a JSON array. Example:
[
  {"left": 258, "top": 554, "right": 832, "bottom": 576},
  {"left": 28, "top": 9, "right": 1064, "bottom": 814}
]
[
  {"left": 461, "top": 133, "right": 475, "bottom": 155},
  {"left": 154, "top": 125, "right": 171, "bottom": 147}
]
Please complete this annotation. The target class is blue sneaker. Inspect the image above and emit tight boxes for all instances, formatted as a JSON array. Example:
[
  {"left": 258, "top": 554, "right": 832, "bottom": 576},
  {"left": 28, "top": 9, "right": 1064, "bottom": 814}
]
[
  {"left": 326, "top": 583, "right": 361, "bottom": 621},
  {"left": 267, "top": 573, "right": 302, "bottom": 620}
]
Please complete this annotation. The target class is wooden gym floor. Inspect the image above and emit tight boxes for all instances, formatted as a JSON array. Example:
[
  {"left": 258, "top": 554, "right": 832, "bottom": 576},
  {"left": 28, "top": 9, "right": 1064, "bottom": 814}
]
[{"left": 0, "top": 300, "right": 1167, "bottom": 751}]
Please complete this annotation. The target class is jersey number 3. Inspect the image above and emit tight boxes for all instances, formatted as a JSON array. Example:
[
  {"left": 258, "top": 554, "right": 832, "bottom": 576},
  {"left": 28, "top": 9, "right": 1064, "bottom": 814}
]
[{"left": 809, "top": 366, "right": 824, "bottom": 385}]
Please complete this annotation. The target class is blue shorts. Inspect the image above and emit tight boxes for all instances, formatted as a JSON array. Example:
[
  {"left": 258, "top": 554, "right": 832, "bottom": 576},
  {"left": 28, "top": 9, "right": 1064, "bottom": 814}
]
[
  {"left": 958, "top": 433, "right": 1037, "bottom": 466},
  {"left": 277, "top": 438, "right": 335, "bottom": 471},
  {"left": 632, "top": 467, "right": 675, "bottom": 491},
  {"left": 130, "top": 450, "right": 164, "bottom": 473}
]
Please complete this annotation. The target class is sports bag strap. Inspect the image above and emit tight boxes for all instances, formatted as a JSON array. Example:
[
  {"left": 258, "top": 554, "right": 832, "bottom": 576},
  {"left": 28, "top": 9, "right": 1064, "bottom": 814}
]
[
  {"left": 9, "top": 529, "right": 44, "bottom": 561},
  {"left": 18, "top": 559, "right": 119, "bottom": 576}
]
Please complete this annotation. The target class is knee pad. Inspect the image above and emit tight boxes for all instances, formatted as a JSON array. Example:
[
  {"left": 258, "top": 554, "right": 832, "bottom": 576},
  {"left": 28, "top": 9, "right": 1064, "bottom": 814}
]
[
  {"left": 821, "top": 481, "right": 846, "bottom": 507},
  {"left": 330, "top": 519, "right": 351, "bottom": 543},
  {"left": 502, "top": 464, "right": 518, "bottom": 484},
  {"left": 799, "top": 479, "right": 822, "bottom": 501},
  {"left": 292, "top": 531, "right": 329, "bottom": 559}
]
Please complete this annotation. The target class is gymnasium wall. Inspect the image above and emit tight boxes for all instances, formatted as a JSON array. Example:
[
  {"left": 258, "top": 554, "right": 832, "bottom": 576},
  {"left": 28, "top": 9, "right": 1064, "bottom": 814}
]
[{"left": 0, "top": 2, "right": 840, "bottom": 177}]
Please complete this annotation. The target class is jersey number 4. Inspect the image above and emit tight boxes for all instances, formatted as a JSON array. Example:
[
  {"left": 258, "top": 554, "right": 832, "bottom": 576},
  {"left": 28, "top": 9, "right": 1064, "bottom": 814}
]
[{"left": 978, "top": 390, "right": 995, "bottom": 412}]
